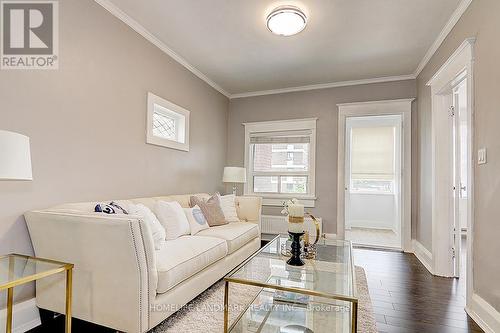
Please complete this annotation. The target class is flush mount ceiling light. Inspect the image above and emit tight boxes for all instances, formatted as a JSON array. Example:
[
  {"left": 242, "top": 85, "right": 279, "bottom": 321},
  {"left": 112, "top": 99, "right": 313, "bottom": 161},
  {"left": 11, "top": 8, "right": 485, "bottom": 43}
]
[{"left": 266, "top": 6, "right": 307, "bottom": 37}]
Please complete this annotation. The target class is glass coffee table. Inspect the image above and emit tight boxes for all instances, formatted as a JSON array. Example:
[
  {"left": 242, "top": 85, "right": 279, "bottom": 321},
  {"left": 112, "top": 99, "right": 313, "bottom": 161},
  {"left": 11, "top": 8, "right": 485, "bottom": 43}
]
[
  {"left": 0, "top": 254, "right": 74, "bottom": 333},
  {"left": 224, "top": 235, "right": 357, "bottom": 333}
]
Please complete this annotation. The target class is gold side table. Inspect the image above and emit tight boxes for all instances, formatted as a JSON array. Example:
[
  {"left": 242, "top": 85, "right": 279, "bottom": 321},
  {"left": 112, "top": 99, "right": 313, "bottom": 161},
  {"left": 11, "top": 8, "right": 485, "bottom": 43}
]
[{"left": 0, "top": 254, "right": 74, "bottom": 333}]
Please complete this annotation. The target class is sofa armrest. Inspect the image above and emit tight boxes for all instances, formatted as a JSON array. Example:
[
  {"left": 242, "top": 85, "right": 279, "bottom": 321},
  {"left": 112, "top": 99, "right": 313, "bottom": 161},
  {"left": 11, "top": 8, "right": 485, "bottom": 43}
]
[
  {"left": 235, "top": 196, "right": 262, "bottom": 228},
  {"left": 24, "top": 210, "right": 156, "bottom": 333}
]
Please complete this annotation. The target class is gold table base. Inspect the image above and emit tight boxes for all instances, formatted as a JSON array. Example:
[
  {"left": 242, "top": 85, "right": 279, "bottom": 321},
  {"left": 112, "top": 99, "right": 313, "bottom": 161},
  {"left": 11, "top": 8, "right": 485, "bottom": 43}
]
[{"left": 1, "top": 254, "right": 74, "bottom": 333}]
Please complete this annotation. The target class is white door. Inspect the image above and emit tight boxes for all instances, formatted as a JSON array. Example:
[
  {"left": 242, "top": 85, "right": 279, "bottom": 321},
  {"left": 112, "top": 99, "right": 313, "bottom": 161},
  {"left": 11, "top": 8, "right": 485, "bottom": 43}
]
[
  {"left": 452, "top": 79, "right": 468, "bottom": 277},
  {"left": 344, "top": 115, "right": 402, "bottom": 249}
]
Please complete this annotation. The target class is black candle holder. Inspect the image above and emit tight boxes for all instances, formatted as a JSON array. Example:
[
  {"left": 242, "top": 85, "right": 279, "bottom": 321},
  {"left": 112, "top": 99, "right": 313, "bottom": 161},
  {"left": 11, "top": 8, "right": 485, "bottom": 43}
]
[{"left": 286, "top": 231, "right": 305, "bottom": 266}]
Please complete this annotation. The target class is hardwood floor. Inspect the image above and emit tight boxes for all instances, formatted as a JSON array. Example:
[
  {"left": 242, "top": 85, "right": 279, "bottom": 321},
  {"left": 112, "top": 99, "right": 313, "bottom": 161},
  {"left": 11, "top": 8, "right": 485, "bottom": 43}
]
[
  {"left": 354, "top": 244, "right": 483, "bottom": 333},
  {"left": 30, "top": 238, "right": 483, "bottom": 333}
]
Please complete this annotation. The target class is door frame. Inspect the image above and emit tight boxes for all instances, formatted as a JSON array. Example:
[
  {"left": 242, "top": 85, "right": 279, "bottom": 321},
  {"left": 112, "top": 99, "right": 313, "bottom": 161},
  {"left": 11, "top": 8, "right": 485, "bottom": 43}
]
[
  {"left": 427, "top": 38, "right": 475, "bottom": 306},
  {"left": 337, "top": 99, "right": 414, "bottom": 252}
]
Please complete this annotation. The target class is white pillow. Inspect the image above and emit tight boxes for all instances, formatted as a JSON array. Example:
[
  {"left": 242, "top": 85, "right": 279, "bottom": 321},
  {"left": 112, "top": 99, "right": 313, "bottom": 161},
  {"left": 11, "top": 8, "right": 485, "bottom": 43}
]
[
  {"left": 128, "top": 203, "right": 166, "bottom": 250},
  {"left": 218, "top": 194, "right": 240, "bottom": 223},
  {"left": 184, "top": 205, "right": 210, "bottom": 235},
  {"left": 155, "top": 201, "right": 191, "bottom": 240}
]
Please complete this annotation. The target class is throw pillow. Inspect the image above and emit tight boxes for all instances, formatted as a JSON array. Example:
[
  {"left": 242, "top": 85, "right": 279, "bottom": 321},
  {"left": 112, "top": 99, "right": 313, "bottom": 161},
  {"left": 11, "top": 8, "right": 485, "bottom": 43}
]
[
  {"left": 190, "top": 194, "right": 227, "bottom": 227},
  {"left": 155, "top": 201, "right": 191, "bottom": 240},
  {"left": 94, "top": 201, "right": 128, "bottom": 214},
  {"left": 184, "top": 205, "right": 210, "bottom": 235},
  {"left": 218, "top": 194, "right": 240, "bottom": 223},
  {"left": 128, "top": 203, "right": 166, "bottom": 250}
]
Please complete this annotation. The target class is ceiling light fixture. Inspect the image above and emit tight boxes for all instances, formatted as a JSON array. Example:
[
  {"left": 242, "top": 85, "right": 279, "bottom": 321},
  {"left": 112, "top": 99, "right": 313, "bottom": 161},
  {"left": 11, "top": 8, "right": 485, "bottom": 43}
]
[{"left": 266, "top": 6, "right": 307, "bottom": 37}]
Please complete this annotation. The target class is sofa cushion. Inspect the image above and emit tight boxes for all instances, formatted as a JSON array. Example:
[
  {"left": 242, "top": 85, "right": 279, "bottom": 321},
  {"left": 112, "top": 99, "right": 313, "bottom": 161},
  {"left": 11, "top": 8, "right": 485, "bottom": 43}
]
[
  {"left": 195, "top": 222, "right": 259, "bottom": 254},
  {"left": 155, "top": 236, "right": 227, "bottom": 294}
]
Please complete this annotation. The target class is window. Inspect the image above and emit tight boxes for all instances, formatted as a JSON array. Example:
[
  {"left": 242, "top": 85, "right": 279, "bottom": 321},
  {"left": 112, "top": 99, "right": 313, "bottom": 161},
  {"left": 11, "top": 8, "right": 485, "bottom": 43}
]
[
  {"left": 146, "top": 92, "right": 190, "bottom": 151},
  {"left": 244, "top": 118, "right": 316, "bottom": 207},
  {"left": 349, "top": 126, "right": 396, "bottom": 194}
]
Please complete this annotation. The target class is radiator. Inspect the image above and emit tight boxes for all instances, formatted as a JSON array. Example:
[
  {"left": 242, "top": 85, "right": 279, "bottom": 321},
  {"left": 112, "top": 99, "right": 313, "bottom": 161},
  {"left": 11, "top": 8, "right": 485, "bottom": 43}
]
[{"left": 261, "top": 215, "right": 323, "bottom": 236}]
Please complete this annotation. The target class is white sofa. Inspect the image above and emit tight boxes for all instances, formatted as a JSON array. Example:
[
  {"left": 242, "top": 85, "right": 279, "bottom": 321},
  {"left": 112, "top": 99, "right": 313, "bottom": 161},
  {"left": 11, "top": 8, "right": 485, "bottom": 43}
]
[{"left": 25, "top": 193, "right": 262, "bottom": 333}]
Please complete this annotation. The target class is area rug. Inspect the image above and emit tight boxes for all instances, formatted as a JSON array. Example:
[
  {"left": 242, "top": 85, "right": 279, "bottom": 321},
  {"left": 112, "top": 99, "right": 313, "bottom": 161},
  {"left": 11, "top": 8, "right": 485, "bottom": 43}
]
[{"left": 152, "top": 266, "right": 377, "bottom": 333}]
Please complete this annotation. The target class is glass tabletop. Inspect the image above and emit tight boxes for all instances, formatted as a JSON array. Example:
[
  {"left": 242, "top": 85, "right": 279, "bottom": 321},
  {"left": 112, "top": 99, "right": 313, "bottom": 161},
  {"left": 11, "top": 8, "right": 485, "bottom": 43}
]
[
  {"left": 226, "top": 235, "right": 357, "bottom": 301},
  {"left": 229, "top": 289, "right": 352, "bottom": 333},
  {"left": 0, "top": 254, "right": 72, "bottom": 290}
]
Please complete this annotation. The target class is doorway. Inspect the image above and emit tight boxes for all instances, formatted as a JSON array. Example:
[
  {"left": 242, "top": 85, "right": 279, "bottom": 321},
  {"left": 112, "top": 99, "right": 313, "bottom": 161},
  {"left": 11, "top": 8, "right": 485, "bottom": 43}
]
[
  {"left": 337, "top": 99, "right": 413, "bottom": 252},
  {"left": 344, "top": 115, "right": 402, "bottom": 249}
]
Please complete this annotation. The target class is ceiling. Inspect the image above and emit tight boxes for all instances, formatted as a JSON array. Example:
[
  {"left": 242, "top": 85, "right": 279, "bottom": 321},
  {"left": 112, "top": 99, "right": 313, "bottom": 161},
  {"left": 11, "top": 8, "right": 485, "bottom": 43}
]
[{"left": 101, "top": 0, "right": 463, "bottom": 96}]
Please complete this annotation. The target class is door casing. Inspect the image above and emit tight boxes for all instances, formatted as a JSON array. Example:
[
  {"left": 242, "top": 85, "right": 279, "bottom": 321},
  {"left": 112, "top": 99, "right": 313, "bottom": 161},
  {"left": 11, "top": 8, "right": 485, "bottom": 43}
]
[
  {"left": 427, "top": 38, "right": 475, "bottom": 308},
  {"left": 337, "top": 99, "right": 413, "bottom": 252}
]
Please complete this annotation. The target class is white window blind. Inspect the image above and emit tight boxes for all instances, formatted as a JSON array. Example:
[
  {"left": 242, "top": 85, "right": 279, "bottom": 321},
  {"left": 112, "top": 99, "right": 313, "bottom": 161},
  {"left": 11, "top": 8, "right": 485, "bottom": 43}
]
[
  {"left": 351, "top": 126, "right": 395, "bottom": 180},
  {"left": 250, "top": 130, "right": 312, "bottom": 144}
]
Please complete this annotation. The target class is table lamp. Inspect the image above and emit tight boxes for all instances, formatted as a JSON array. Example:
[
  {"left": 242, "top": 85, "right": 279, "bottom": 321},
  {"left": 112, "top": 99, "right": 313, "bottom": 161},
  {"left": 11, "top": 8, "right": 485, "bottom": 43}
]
[
  {"left": 0, "top": 130, "right": 33, "bottom": 181},
  {"left": 222, "top": 167, "right": 246, "bottom": 195}
]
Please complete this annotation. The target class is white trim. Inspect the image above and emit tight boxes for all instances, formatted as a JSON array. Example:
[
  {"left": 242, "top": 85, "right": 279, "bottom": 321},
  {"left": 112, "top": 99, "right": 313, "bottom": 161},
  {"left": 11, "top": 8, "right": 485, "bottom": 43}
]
[
  {"left": 466, "top": 293, "right": 500, "bottom": 333},
  {"left": 414, "top": 0, "right": 474, "bottom": 77},
  {"left": 261, "top": 197, "right": 316, "bottom": 208},
  {"left": 243, "top": 118, "right": 317, "bottom": 204},
  {"left": 427, "top": 40, "right": 475, "bottom": 308},
  {"left": 337, "top": 99, "right": 413, "bottom": 252},
  {"left": 230, "top": 75, "right": 416, "bottom": 99},
  {"left": 94, "top": 0, "right": 230, "bottom": 98},
  {"left": 0, "top": 298, "right": 41, "bottom": 333},
  {"left": 242, "top": 117, "right": 318, "bottom": 127},
  {"left": 426, "top": 38, "right": 476, "bottom": 86},
  {"left": 412, "top": 239, "right": 434, "bottom": 274}
]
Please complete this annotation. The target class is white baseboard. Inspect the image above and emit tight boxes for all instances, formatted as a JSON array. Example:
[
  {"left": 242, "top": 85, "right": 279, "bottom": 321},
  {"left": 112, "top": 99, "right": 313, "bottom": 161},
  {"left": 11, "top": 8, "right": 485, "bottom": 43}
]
[
  {"left": 323, "top": 233, "right": 337, "bottom": 239},
  {"left": 0, "top": 298, "right": 40, "bottom": 333},
  {"left": 466, "top": 293, "right": 500, "bottom": 333},
  {"left": 412, "top": 239, "right": 434, "bottom": 274}
]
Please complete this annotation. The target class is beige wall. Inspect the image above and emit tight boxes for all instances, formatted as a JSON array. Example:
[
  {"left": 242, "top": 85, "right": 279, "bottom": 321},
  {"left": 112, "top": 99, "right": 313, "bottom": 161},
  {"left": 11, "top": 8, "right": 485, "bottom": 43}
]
[
  {"left": 0, "top": 0, "right": 228, "bottom": 306},
  {"left": 416, "top": 0, "right": 500, "bottom": 310},
  {"left": 227, "top": 80, "right": 417, "bottom": 234}
]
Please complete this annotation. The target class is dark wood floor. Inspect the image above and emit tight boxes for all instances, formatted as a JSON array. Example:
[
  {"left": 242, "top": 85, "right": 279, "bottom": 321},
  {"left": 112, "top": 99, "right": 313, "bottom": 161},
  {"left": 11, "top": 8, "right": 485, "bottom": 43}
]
[
  {"left": 30, "top": 239, "right": 484, "bottom": 333},
  {"left": 354, "top": 244, "right": 483, "bottom": 333}
]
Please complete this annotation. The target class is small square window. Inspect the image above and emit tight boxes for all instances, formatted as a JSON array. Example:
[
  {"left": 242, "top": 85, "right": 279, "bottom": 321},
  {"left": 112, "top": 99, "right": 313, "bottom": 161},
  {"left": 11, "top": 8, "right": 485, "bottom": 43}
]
[
  {"left": 147, "top": 93, "right": 190, "bottom": 151},
  {"left": 152, "top": 111, "right": 176, "bottom": 140}
]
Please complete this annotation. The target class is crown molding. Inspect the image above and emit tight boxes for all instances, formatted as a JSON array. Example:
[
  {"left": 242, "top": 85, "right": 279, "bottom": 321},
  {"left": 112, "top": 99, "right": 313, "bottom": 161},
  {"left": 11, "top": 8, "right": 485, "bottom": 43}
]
[
  {"left": 95, "top": 0, "right": 472, "bottom": 100},
  {"left": 229, "top": 74, "right": 416, "bottom": 99},
  {"left": 94, "top": 0, "right": 230, "bottom": 98},
  {"left": 413, "top": 0, "right": 474, "bottom": 77}
]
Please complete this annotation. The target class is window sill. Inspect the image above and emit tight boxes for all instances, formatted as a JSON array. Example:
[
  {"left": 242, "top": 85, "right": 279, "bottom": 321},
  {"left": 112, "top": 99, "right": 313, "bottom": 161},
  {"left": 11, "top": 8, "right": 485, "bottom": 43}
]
[{"left": 245, "top": 194, "right": 316, "bottom": 208}]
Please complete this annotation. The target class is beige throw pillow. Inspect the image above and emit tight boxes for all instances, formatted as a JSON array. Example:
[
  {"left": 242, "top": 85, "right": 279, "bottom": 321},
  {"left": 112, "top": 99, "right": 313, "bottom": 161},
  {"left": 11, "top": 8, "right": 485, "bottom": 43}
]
[{"left": 190, "top": 194, "right": 228, "bottom": 227}]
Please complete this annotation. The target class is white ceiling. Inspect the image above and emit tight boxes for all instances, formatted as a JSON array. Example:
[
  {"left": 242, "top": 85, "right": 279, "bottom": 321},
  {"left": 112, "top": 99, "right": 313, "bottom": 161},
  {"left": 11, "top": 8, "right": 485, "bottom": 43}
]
[{"left": 101, "top": 0, "right": 463, "bottom": 95}]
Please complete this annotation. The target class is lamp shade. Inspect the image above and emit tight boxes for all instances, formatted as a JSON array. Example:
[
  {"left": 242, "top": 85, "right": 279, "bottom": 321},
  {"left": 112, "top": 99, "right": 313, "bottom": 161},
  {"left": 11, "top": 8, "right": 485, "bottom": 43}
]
[
  {"left": 222, "top": 167, "right": 246, "bottom": 183},
  {"left": 0, "top": 130, "right": 33, "bottom": 180}
]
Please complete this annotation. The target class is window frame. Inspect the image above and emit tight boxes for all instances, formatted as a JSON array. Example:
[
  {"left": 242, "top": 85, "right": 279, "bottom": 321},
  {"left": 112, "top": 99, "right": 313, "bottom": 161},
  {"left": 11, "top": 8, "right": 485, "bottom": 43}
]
[
  {"left": 146, "top": 92, "right": 190, "bottom": 152},
  {"left": 243, "top": 118, "right": 317, "bottom": 207}
]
